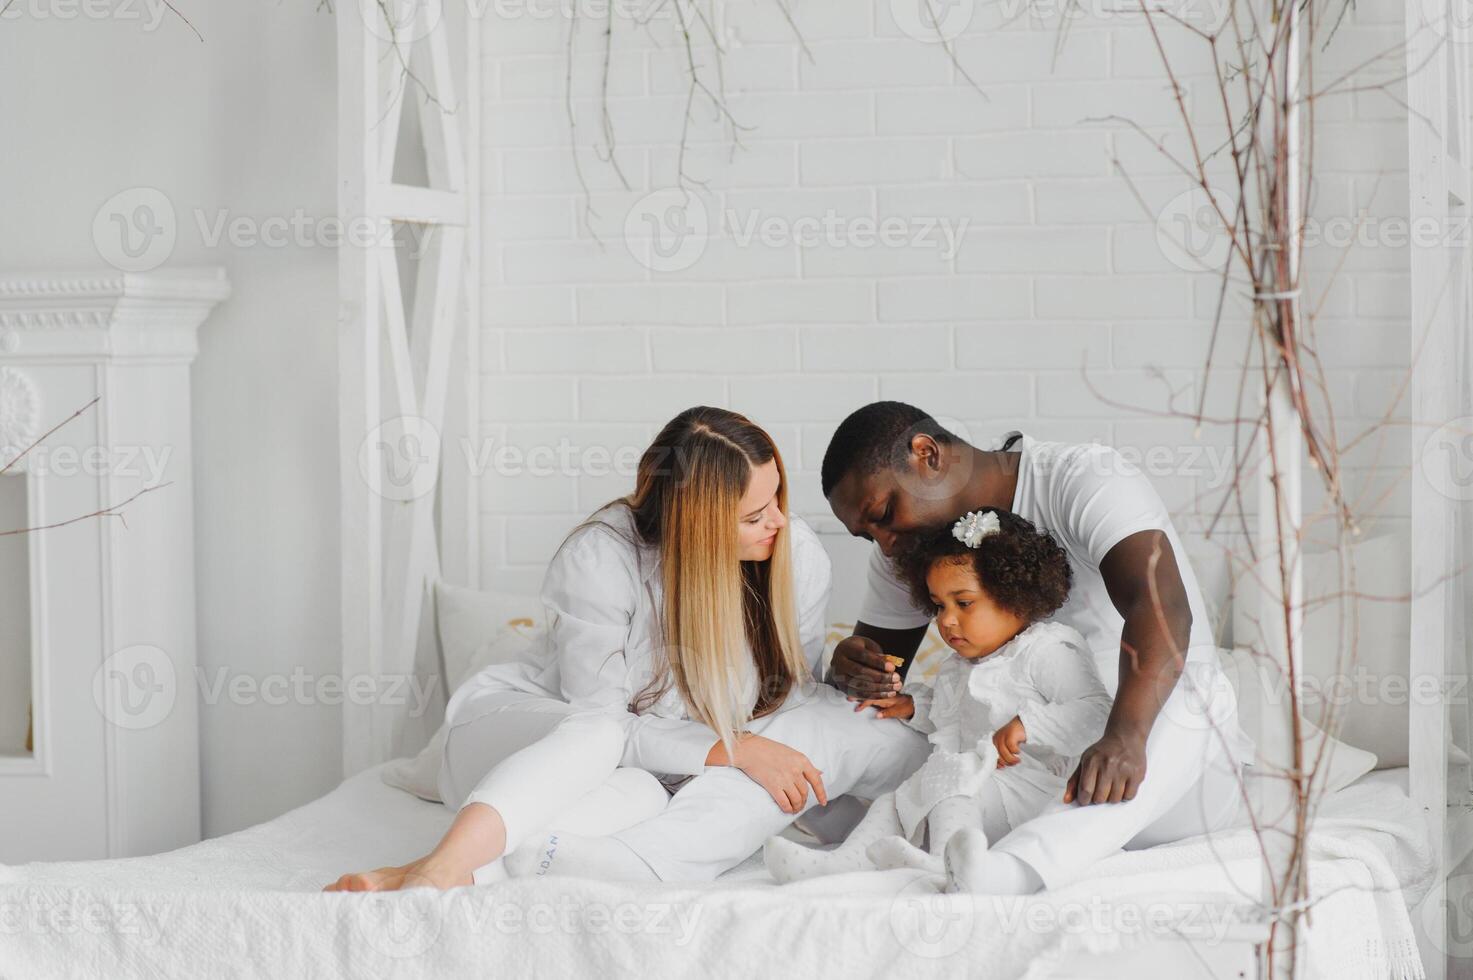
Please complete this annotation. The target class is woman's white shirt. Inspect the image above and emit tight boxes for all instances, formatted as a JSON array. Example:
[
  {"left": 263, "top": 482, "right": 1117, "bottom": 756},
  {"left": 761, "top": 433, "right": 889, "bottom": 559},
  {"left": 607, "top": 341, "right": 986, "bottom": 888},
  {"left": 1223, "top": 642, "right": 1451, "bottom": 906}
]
[{"left": 444, "top": 504, "right": 833, "bottom": 778}]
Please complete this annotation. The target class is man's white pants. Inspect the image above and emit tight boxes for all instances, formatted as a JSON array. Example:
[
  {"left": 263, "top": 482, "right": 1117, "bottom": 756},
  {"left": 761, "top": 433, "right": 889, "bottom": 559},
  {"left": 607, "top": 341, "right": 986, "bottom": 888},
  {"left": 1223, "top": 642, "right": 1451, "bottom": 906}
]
[{"left": 989, "top": 672, "right": 1247, "bottom": 890}]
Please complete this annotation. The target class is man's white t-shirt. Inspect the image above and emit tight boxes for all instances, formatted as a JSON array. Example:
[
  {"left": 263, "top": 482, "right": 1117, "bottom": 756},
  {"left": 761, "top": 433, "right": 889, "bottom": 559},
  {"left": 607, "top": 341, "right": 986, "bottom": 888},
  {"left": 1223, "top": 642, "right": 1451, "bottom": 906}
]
[{"left": 859, "top": 434, "right": 1219, "bottom": 694}]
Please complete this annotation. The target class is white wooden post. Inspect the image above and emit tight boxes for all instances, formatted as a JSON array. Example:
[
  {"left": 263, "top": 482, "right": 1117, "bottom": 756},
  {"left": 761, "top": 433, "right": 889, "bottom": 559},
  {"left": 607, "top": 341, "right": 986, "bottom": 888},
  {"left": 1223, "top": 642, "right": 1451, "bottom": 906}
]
[
  {"left": 336, "top": 0, "right": 480, "bottom": 776},
  {"left": 1405, "top": 1, "right": 1469, "bottom": 976}
]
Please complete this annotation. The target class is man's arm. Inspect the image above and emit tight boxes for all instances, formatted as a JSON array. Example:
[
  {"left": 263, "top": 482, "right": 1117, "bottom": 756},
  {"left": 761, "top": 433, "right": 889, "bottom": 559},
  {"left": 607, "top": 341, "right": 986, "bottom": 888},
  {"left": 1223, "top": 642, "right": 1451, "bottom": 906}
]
[
  {"left": 1065, "top": 528, "right": 1192, "bottom": 806},
  {"left": 826, "top": 621, "right": 930, "bottom": 698}
]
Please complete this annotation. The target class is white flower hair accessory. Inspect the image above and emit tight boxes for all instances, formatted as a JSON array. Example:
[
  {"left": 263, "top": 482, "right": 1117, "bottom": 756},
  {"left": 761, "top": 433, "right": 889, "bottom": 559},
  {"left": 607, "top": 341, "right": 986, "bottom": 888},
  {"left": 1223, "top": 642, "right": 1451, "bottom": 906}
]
[{"left": 952, "top": 510, "right": 1001, "bottom": 549}]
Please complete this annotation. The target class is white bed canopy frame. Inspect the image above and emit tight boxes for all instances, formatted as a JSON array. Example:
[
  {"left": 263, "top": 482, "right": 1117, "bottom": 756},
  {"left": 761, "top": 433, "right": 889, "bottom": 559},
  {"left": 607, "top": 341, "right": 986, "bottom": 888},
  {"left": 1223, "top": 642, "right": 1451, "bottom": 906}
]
[
  {"left": 1406, "top": 2, "right": 1473, "bottom": 978},
  {"left": 336, "top": 0, "right": 482, "bottom": 776},
  {"left": 326, "top": 3, "right": 1464, "bottom": 975}
]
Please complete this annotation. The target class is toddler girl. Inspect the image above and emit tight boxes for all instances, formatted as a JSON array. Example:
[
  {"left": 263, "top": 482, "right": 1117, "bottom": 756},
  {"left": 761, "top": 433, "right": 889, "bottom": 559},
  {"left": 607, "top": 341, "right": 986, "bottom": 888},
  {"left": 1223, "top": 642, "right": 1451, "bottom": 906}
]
[{"left": 764, "top": 508, "right": 1111, "bottom": 891}]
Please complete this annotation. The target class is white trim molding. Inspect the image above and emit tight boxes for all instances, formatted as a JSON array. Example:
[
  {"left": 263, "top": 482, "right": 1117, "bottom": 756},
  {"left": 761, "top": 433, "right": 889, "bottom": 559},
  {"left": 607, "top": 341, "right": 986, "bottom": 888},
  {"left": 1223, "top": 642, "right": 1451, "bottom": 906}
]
[{"left": 0, "top": 268, "right": 231, "bottom": 361}]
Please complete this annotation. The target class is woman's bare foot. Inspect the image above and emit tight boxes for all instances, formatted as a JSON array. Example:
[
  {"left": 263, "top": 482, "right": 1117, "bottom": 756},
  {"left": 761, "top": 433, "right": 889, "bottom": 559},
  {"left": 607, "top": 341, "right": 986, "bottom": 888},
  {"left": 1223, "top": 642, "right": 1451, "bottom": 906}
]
[
  {"left": 323, "top": 855, "right": 472, "bottom": 892},
  {"left": 324, "top": 802, "right": 507, "bottom": 893}
]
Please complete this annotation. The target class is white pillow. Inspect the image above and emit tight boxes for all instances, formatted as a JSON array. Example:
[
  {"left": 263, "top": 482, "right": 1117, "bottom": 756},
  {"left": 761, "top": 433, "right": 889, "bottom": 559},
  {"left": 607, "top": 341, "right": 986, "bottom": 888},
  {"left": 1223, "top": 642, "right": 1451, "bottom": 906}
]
[
  {"left": 1219, "top": 646, "right": 1377, "bottom": 795},
  {"left": 437, "top": 580, "right": 544, "bottom": 691},
  {"left": 379, "top": 582, "right": 545, "bottom": 802},
  {"left": 1231, "top": 532, "right": 1411, "bottom": 767}
]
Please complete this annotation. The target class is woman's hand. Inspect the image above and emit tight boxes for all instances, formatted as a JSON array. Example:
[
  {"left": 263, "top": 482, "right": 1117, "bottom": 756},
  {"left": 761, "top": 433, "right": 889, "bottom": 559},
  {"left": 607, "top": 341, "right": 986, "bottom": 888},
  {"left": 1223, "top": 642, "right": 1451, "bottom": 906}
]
[
  {"left": 854, "top": 693, "right": 914, "bottom": 720},
  {"left": 993, "top": 716, "right": 1027, "bottom": 767},
  {"left": 711, "top": 734, "right": 828, "bottom": 814}
]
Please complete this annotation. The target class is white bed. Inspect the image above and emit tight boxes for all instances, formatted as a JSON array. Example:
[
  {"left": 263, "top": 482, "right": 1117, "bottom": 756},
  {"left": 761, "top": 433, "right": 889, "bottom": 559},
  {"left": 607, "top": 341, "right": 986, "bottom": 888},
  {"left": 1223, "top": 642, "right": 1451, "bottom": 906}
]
[
  {"left": 0, "top": 581, "right": 1438, "bottom": 979},
  {"left": 0, "top": 759, "right": 1433, "bottom": 979}
]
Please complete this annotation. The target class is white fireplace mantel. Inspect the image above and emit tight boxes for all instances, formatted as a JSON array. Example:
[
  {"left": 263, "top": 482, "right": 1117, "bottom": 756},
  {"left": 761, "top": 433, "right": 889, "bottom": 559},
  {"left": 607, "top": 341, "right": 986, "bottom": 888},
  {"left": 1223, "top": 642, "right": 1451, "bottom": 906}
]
[
  {"left": 0, "top": 268, "right": 231, "bottom": 362},
  {"left": 0, "top": 266, "right": 228, "bottom": 861}
]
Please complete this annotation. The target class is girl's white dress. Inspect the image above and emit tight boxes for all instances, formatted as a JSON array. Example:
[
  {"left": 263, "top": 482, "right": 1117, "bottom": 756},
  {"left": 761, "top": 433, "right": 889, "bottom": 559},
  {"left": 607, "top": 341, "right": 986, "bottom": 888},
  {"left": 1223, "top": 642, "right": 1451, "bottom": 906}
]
[
  {"left": 901, "top": 619, "right": 1113, "bottom": 834},
  {"left": 766, "top": 619, "right": 1112, "bottom": 882}
]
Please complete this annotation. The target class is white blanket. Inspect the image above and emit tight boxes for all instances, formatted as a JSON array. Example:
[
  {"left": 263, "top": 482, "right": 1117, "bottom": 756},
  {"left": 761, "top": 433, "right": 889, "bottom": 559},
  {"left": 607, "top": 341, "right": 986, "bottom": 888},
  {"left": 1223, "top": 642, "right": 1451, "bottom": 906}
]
[{"left": 0, "top": 766, "right": 1434, "bottom": 979}]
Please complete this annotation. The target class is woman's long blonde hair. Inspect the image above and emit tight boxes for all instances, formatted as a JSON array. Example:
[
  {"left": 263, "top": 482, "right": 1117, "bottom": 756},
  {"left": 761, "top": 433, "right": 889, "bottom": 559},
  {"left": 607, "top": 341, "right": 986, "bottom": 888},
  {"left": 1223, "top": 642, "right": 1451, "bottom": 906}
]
[{"left": 610, "top": 406, "right": 809, "bottom": 757}]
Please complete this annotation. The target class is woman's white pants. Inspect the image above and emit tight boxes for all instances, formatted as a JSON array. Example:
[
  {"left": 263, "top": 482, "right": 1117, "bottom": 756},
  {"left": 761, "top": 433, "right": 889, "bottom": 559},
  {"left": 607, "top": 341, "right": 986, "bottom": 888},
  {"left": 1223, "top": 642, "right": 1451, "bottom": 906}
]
[
  {"left": 438, "top": 692, "right": 671, "bottom": 859},
  {"left": 438, "top": 684, "right": 931, "bottom": 882}
]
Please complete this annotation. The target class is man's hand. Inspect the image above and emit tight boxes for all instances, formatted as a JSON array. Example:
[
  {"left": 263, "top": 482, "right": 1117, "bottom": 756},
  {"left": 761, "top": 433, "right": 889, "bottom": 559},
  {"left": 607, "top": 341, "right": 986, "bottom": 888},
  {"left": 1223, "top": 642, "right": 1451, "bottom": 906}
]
[
  {"left": 828, "top": 635, "right": 904, "bottom": 699},
  {"left": 1064, "top": 730, "right": 1147, "bottom": 805},
  {"left": 993, "top": 716, "right": 1026, "bottom": 767},
  {"left": 855, "top": 693, "right": 914, "bottom": 720},
  {"left": 1066, "top": 528, "right": 1192, "bottom": 808}
]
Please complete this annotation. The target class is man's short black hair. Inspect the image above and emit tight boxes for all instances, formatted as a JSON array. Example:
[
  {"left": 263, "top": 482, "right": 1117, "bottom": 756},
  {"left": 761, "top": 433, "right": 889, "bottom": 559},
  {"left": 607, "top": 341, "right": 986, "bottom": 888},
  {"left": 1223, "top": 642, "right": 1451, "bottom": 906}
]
[{"left": 821, "top": 401, "right": 959, "bottom": 497}]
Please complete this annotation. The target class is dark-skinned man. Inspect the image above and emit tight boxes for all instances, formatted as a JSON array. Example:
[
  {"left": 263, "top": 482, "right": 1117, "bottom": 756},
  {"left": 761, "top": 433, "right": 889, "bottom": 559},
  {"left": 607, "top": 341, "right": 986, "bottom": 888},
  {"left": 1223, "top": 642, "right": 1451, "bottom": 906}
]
[{"left": 822, "top": 402, "right": 1252, "bottom": 895}]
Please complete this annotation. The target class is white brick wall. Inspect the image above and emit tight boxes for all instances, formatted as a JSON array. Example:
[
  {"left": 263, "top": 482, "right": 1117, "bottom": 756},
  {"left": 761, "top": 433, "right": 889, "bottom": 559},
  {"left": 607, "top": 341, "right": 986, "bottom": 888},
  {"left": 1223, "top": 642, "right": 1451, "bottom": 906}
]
[{"left": 476, "top": 0, "right": 1411, "bottom": 622}]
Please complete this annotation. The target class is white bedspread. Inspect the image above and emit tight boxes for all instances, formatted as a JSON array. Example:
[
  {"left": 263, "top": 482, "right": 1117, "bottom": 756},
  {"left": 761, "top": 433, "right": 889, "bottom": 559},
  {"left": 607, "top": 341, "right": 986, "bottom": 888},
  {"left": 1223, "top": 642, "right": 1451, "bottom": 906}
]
[{"left": 0, "top": 765, "right": 1435, "bottom": 979}]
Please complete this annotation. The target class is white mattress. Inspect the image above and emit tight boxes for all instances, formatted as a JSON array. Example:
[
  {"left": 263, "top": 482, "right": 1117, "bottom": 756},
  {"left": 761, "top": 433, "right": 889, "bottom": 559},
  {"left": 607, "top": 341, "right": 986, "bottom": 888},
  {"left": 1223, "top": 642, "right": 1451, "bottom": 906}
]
[
  {"left": 3, "top": 763, "right": 1413, "bottom": 893},
  {"left": 0, "top": 764, "right": 1433, "bottom": 979}
]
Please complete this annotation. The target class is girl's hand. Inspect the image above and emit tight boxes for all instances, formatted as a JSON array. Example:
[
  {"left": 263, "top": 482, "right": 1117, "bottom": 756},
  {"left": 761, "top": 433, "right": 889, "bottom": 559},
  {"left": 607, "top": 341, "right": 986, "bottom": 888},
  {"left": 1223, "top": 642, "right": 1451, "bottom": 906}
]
[
  {"left": 854, "top": 693, "right": 915, "bottom": 720},
  {"left": 993, "top": 716, "right": 1026, "bottom": 767},
  {"left": 724, "top": 735, "right": 828, "bottom": 814}
]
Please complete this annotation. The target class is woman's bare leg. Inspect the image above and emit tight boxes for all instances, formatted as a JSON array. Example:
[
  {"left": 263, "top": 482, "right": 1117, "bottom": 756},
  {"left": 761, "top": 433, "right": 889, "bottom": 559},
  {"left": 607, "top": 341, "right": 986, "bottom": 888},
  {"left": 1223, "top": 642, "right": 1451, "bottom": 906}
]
[{"left": 323, "top": 802, "right": 506, "bottom": 892}]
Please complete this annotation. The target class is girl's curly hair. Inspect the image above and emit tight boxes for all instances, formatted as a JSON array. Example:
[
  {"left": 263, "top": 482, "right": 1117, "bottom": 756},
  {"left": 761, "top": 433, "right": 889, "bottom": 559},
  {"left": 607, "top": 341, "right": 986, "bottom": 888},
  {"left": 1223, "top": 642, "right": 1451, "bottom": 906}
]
[{"left": 893, "top": 508, "right": 1072, "bottom": 624}]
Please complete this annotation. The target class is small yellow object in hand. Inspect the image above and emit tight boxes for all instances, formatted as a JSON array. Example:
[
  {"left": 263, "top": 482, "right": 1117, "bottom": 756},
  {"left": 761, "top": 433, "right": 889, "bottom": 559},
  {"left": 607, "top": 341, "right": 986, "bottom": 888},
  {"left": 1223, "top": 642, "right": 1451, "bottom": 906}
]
[{"left": 883, "top": 655, "right": 905, "bottom": 669}]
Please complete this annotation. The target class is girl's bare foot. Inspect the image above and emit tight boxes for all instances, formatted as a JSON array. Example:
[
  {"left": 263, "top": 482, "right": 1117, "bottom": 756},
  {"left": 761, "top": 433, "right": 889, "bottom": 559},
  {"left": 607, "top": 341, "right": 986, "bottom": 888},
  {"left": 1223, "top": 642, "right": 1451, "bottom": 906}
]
[{"left": 323, "top": 855, "right": 472, "bottom": 892}]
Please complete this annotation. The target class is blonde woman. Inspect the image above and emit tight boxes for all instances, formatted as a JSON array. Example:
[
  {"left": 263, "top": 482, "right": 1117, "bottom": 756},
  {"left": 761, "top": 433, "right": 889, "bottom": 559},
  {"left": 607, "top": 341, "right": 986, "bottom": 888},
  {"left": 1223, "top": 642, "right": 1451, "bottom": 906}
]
[{"left": 326, "top": 406, "right": 928, "bottom": 890}]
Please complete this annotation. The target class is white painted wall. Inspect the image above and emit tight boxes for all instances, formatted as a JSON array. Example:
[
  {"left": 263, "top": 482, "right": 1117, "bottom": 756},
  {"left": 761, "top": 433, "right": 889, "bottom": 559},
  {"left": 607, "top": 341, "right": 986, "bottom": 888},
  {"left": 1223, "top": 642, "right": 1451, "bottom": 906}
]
[
  {"left": 0, "top": 2, "right": 340, "bottom": 837},
  {"left": 475, "top": 0, "right": 1411, "bottom": 629}
]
